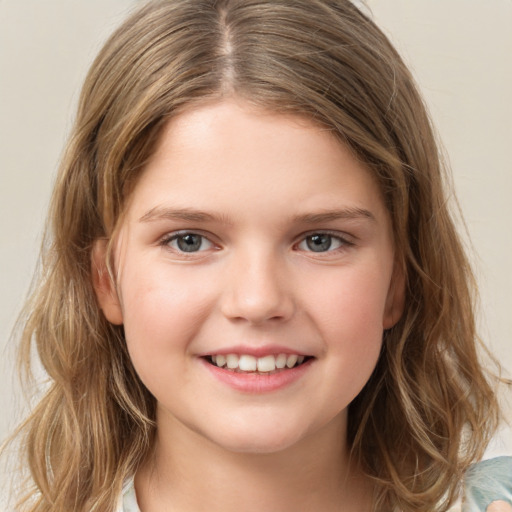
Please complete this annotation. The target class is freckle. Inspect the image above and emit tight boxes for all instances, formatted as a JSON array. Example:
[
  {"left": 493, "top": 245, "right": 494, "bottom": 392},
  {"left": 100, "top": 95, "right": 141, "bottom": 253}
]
[{"left": 486, "top": 501, "right": 512, "bottom": 512}]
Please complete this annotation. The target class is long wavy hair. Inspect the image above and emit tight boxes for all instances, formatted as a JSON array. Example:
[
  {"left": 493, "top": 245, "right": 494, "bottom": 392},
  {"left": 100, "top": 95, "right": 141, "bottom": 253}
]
[{"left": 7, "top": 0, "right": 500, "bottom": 510}]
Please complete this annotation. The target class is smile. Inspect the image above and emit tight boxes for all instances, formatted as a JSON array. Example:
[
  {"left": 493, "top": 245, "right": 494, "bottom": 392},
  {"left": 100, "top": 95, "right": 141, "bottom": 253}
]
[
  {"left": 206, "top": 353, "right": 311, "bottom": 373},
  {"left": 201, "top": 352, "right": 315, "bottom": 393}
]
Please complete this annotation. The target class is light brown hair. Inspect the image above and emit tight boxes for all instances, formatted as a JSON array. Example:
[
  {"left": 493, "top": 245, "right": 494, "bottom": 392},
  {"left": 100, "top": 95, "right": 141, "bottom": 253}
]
[{"left": 7, "top": 0, "right": 500, "bottom": 510}]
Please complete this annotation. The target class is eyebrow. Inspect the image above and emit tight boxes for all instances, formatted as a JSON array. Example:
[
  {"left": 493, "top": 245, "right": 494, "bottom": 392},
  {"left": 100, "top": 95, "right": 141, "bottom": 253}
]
[
  {"left": 138, "top": 206, "right": 231, "bottom": 224},
  {"left": 139, "top": 206, "right": 375, "bottom": 224},
  {"left": 292, "top": 208, "right": 376, "bottom": 224}
]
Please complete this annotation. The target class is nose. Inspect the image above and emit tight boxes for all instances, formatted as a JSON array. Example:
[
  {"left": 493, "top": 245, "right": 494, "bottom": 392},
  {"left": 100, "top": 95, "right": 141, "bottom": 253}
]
[{"left": 220, "top": 248, "right": 295, "bottom": 325}]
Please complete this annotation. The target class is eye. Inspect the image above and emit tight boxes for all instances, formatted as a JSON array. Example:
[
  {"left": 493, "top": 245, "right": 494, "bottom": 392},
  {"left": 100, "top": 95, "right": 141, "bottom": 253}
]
[
  {"left": 297, "top": 233, "right": 349, "bottom": 253},
  {"left": 162, "top": 232, "right": 214, "bottom": 253}
]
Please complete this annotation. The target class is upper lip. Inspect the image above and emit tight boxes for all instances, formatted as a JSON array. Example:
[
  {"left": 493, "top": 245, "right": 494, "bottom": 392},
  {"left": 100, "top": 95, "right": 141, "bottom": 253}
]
[{"left": 197, "top": 345, "right": 313, "bottom": 358}]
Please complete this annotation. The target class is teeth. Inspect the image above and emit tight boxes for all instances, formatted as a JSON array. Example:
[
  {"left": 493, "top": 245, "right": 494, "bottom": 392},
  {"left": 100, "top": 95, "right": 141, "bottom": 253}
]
[
  {"left": 238, "top": 355, "right": 257, "bottom": 371},
  {"left": 286, "top": 354, "right": 298, "bottom": 368},
  {"left": 210, "top": 353, "right": 307, "bottom": 372},
  {"left": 257, "top": 355, "right": 276, "bottom": 372},
  {"left": 275, "top": 354, "right": 287, "bottom": 369},
  {"left": 226, "top": 354, "right": 239, "bottom": 369}
]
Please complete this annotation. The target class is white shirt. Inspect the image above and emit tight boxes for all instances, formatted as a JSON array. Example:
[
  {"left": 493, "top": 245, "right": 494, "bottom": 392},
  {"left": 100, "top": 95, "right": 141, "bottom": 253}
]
[{"left": 117, "top": 478, "right": 140, "bottom": 512}]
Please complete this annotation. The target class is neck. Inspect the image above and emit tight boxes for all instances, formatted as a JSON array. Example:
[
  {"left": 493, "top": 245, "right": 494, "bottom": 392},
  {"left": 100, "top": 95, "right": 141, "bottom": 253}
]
[{"left": 135, "top": 412, "right": 374, "bottom": 512}]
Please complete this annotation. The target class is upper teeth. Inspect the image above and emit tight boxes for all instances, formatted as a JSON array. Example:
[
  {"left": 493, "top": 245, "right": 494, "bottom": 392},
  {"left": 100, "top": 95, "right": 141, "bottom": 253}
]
[{"left": 211, "top": 354, "right": 305, "bottom": 372}]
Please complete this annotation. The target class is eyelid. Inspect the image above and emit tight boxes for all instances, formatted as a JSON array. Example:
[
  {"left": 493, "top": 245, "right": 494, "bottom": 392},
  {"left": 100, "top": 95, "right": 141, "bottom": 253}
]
[
  {"left": 294, "top": 230, "right": 355, "bottom": 252},
  {"left": 156, "top": 229, "right": 354, "bottom": 255},
  {"left": 159, "top": 230, "right": 219, "bottom": 253}
]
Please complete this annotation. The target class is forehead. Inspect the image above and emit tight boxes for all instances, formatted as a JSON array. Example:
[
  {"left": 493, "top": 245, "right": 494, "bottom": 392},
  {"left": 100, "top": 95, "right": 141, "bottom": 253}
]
[{"left": 125, "top": 98, "right": 388, "bottom": 227}]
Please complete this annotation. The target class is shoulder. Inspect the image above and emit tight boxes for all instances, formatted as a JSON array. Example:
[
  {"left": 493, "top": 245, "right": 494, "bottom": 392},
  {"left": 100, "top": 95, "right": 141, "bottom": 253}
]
[
  {"left": 431, "top": 457, "right": 512, "bottom": 512},
  {"left": 463, "top": 456, "right": 512, "bottom": 512}
]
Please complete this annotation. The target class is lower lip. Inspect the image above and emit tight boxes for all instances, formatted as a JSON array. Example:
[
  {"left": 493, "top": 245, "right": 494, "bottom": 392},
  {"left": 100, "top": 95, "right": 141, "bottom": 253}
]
[{"left": 201, "top": 358, "right": 314, "bottom": 393}]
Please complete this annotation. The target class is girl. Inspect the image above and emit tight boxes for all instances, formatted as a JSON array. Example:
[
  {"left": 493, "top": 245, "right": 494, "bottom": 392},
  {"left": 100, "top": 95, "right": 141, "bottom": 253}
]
[{"left": 4, "top": 0, "right": 511, "bottom": 510}]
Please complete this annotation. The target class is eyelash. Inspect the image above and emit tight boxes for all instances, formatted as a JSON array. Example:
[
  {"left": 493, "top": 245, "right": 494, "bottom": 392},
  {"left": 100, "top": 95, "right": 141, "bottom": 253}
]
[
  {"left": 159, "top": 231, "right": 216, "bottom": 254},
  {"left": 295, "top": 231, "right": 354, "bottom": 254},
  {"left": 159, "top": 230, "right": 354, "bottom": 256}
]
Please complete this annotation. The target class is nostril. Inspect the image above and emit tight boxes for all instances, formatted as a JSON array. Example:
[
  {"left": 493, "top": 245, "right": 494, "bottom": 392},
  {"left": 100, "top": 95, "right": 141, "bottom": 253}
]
[{"left": 220, "top": 271, "right": 295, "bottom": 324}]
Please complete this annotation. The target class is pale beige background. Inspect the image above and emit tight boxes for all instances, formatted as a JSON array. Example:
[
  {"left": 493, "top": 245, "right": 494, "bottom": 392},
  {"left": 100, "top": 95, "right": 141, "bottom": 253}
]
[{"left": 1, "top": 0, "right": 511, "bottom": 480}]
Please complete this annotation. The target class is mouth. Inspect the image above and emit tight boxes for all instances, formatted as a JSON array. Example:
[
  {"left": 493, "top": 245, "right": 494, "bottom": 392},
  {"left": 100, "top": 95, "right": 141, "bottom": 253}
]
[{"left": 203, "top": 353, "right": 314, "bottom": 374}]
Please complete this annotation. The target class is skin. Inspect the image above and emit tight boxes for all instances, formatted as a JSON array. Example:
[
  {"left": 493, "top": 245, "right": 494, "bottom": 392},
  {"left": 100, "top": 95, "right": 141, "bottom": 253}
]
[
  {"left": 488, "top": 502, "right": 512, "bottom": 512},
  {"left": 94, "top": 98, "right": 404, "bottom": 511}
]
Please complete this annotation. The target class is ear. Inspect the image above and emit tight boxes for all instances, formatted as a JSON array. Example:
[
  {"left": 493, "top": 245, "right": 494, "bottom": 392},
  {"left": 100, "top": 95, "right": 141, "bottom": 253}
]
[
  {"left": 383, "top": 261, "right": 406, "bottom": 330},
  {"left": 91, "top": 239, "right": 124, "bottom": 325}
]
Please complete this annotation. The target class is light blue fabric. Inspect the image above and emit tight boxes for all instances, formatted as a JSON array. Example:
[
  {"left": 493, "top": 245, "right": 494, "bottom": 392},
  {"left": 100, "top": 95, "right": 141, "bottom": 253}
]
[{"left": 463, "top": 457, "right": 512, "bottom": 512}]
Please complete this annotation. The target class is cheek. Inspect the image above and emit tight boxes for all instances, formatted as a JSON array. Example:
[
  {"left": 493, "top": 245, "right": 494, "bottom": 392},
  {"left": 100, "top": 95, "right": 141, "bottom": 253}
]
[
  {"left": 305, "top": 263, "right": 391, "bottom": 338},
  {"left": 119, "top": 264, "right": 216, "bottom": 372},
  {"left": 295, "top": 264, "right": 390, "bottom": 423},
  {"left": 302, "top": 263, "right": 390, "bottom": 383}
]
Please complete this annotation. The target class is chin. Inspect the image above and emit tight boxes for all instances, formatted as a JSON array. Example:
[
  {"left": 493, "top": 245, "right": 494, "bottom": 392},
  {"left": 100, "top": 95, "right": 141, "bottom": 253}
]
[
  {"left": 202, "top": 417, "right": 314, "bottom": 456},
  {"left": 214, "top": 434, "right": 302, "bottom": 455}
]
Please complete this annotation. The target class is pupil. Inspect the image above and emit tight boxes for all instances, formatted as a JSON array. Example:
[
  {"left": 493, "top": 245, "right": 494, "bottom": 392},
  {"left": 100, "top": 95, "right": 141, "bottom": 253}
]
[
  {"left": 307, "top": 234, "right": 332, "bottom": 252},
  {"left": 177, "top": 234, "right": 202, "bottom": 252}
]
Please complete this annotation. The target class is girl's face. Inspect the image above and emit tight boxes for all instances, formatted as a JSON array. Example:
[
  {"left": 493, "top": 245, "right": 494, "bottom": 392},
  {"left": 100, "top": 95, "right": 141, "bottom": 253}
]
[{"left": 95, "top": 99, "right": 403, "bottom": 454}]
